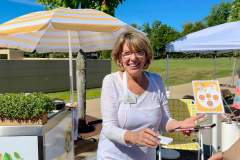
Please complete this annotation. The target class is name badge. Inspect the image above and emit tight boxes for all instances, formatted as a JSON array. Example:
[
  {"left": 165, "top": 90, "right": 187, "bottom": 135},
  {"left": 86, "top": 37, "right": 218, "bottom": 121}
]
[{"left": 123, "top": 95, "right": 137, "bottom": 104}]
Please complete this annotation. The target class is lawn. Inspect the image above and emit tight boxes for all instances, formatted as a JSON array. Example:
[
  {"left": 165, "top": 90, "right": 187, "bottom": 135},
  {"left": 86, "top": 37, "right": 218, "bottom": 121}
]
[
  {"left": 46, "top": 88, "right": 101, "bottom": 102},
  {"left": 148, "top": 57, "right": 234, "bottom": 86},
  {"left": 47, "top": 57, "right": 235, "bottom": 101}
]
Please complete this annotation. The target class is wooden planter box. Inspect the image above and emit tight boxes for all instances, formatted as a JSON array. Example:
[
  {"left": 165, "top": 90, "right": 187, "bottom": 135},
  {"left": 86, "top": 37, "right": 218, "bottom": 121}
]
[{"left": 0, "top": 114, "right": 48, "bottom": 126}]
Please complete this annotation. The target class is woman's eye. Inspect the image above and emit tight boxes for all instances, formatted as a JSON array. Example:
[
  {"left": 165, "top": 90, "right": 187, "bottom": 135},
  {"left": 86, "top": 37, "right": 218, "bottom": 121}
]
[{"left": 124, "top": 52, "right": 131, "bottom": 55}]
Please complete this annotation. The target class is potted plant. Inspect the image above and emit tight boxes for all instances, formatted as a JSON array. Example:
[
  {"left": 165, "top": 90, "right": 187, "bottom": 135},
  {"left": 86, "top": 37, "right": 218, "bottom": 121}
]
[{"left": 0, "top": 93, "right": 55, "bottom": 125}]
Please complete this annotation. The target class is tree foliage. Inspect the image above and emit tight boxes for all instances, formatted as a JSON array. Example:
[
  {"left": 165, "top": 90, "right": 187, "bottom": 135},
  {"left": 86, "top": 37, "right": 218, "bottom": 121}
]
[
  {"left": 205, "top": 2, "right": 232, "bottom": 27},
  {"left": 131, "top": 23, "right": 141, "bottom": 30},
  {"left": 141, "top": 23, "right": 151, "bottom": 36},
  {"left": 228, "top": 0, "right": 240, "bottom": 22},
  {"left": 37, "top": 0, "right": 125, "bottom": 16},
  {"left": 182, "top": 22, "right": 194, "bottom": 35},
  {"left": 141, "top": 21, "right": 180, "bottom": 58},
  {"left": 182, "top": 21, "right": 206, "bottom": 36}
]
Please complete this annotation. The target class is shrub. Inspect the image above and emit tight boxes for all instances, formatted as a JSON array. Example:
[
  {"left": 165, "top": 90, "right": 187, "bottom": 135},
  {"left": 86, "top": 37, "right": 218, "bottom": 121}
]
[
  {"left": 0, "top": 93, "right": 55, "bottom": 120},
  {"left": 100, "top": 50, "right": 111, "bottom": 59}
]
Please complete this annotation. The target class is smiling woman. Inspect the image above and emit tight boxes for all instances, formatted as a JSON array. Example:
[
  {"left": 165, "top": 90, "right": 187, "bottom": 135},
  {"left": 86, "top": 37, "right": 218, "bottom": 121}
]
[{"left": 97, "top": 31, "right": 204, "bottom": 160}]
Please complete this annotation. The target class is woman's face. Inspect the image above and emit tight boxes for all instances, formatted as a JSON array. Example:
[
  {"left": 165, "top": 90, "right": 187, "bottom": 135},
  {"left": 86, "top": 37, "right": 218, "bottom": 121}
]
[{"left": 120, "top": 42, "right": 146, "bottom": 77}]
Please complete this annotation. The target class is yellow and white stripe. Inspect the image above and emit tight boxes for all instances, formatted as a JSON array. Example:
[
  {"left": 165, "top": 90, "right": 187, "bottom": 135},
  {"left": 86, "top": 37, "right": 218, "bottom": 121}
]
[
  {"left": 0, "top": 8, "right": 126, "bottom": 34},
  {"left": 0, "top": 7, "right": 134, "bottom": 53}
]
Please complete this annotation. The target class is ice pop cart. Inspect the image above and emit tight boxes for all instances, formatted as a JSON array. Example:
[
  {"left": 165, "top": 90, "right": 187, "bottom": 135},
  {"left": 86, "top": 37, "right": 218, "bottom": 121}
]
[{"left": 0, "top": 109, "right": 74, "bottom": 160}]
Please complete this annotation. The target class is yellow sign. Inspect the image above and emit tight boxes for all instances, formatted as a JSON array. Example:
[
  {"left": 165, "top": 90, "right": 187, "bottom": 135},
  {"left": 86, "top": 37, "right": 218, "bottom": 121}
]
[{"left": 192, "top": 80, "right": 224, "bottom": 113}]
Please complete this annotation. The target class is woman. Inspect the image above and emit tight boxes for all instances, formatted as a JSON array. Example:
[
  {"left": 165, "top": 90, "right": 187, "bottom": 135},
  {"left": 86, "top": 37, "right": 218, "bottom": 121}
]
[{"left": 97, "top": 31, "right": 203, "bottom": 160}]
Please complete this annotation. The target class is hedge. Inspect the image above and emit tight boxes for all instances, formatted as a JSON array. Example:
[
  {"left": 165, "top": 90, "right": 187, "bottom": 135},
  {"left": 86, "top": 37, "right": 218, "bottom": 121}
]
[{"left": 0, "top": 93, "right": 55, "bottom": 120}]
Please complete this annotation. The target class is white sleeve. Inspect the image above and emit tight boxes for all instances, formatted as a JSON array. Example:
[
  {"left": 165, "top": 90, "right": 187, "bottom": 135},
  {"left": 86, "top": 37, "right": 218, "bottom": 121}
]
[
  {"left": 101, "top": 74, "right": 128, "bottom": 146},
  {"left": 157, "top": 75, "right": 172, "bottom": 132}
]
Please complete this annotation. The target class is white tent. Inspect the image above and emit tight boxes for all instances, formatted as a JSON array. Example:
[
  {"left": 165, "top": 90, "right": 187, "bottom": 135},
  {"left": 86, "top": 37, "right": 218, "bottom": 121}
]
[{"left": 166, "top": 21, "right": 240, "bottom": 53}]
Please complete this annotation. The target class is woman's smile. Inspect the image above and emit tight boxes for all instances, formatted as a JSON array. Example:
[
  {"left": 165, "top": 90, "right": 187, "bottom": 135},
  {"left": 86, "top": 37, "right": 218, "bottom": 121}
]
[{"left": 128, "top": 62, "right": 141, "bottom": 69}]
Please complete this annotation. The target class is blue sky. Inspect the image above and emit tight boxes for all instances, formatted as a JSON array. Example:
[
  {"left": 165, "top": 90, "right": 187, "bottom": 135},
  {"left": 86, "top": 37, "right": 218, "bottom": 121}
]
[{"left": 1, "top": 0, "right": 232, "bottom": 31}]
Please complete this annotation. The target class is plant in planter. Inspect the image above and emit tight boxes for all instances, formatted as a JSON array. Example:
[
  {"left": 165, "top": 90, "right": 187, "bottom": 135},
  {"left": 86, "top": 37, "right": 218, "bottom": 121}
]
[{"left": 0, "top": 93, "right": 55, "bottom": 125}]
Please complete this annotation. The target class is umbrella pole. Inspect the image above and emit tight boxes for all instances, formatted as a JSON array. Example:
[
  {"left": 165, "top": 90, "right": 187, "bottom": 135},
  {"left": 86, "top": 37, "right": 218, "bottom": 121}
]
[
  {"left": 68, "top": 31, "right": 79, "bottom": 140},
  {"left": 68, "top": 31, "right": 74, "bottom": 103}
]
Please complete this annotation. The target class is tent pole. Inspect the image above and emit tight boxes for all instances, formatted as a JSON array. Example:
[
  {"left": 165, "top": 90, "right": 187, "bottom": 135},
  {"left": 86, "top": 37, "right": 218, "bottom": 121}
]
[
  {"left": 212, "top": 51, "right": 219, "bottom": 153},
  {"left": 231, "top": 52, "right": 237, "bottom": 86},
  {"left": 213, "top": 52, "right": 217, "bottom": 80},
  {"left": 166, "top": 52, "right": 170, "bottom": 98}
]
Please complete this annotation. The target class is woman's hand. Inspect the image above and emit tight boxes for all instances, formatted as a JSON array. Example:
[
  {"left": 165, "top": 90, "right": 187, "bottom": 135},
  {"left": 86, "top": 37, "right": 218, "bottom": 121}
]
[
  {"left": 167, "top": 114, "right": 206, "bottom": 135},
  {"left": 181, "top": 114, "right": 205, "bottom": 129},
  {"left": 125, "top": 128, "right": 160, "bottom": 148},
  {"left": 180, "top": 114, "right": 205, "bottom": 136},
  {"left": 208, "top": 152, "right": 223, "bottom": 160}
]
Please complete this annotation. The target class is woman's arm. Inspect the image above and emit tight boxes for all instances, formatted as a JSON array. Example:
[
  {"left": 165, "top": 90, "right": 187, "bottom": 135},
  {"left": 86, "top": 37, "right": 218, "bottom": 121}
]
[
  {"left": 208, "top": 138, "right": 240, "bottom": 160},
  {"left": 208, "top": 152, "right": 223, "bottom": 160},
  {"left": 222, "top": 137, "right": 240, "bottom": 159},
  {"left": 101, "top": 75, "right": 128, "bottom": 145}
]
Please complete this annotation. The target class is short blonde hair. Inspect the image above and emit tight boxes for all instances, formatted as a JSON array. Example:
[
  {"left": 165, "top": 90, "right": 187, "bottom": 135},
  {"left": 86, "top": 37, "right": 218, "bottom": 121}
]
[{"left": 112, "top": 31, "right": 153, "bottom": 71}]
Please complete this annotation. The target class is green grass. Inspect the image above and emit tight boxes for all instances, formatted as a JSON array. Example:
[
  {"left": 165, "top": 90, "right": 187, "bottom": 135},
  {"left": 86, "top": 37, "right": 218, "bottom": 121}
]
[
  {"left": 149, "top": 57, "right": 234, "bottom": 86},
  {"left": 46, "top": 88, "right": 101, "bottom": 102},
  {"left": 46, "top": 57, "right": 235, "bottom": 101}
]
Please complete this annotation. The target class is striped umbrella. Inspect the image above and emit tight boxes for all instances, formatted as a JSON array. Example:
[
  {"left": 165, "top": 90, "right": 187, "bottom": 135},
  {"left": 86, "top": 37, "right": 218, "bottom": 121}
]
[{"left": 0, "top": 7, "right": 135, "bottom": 103}]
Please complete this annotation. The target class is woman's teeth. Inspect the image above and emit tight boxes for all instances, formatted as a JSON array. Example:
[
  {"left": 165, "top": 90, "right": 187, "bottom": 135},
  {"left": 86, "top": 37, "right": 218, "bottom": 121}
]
[{"left": 129, "top": 63, "right": 139, "bottom": 68}]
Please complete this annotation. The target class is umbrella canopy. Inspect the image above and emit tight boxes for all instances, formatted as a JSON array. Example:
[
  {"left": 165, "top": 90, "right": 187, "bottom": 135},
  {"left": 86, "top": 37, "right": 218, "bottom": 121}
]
[
  {"left": 166, "top": 21, "right": 240, "bottom": 53},
  {"left": 0, "top": 7, "right": 132, "bottom": 53},
  {"left": 0, "top": 7, "right": 136, "bottom": 102}
]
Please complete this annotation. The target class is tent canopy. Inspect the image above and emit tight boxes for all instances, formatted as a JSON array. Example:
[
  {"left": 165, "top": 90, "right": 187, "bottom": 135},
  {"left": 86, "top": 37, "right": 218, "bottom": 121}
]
[{"left": 166, "top": 21, "right": 240, "bottom": 53}]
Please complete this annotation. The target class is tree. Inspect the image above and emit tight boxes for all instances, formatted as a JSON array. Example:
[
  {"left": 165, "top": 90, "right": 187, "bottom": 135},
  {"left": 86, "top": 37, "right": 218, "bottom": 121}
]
[
  {"left": 192, "top": 21, "right": 206, "bottom": 32},
  {"left": 205, "top": 2, "right": 232, "bottom": 27},
  {"left": 181, "top": 21, "right": 206, "bottom": 36},
  {"left": 228, "top": 0, "right": 240, "bottom": 22},
  {"left": 182, "top": 22, "right": 194, "bottom": 35},
  {"left": 37, "top": 0, "right": 125, "bottom": 16},
  {"left": 149, "top": 21, "right": 180, "bottom": 58},
  {"left": 141, "top": 23, "right": 151, "bottom": 37},
  {"left": 131, "top": 23, "right": 141, "bottom": 30}
]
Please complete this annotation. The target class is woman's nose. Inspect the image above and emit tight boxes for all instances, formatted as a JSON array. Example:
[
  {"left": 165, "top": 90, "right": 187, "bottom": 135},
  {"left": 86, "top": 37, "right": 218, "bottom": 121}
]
[{"left": 129, "top": 53, "right": 137, "bottom": 60}]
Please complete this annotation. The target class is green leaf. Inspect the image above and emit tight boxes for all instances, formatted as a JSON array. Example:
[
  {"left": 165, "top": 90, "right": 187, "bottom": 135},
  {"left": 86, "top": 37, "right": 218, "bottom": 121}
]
[
  {"left": 3, "top": 153, "right": 12, "bottom": 160},
  {"left": 14, "top": 152, "right": 22, "bottom": 160}
]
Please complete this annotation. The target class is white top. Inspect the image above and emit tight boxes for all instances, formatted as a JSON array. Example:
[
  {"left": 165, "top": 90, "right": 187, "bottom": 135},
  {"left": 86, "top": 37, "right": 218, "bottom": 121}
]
[{"left": 97, "top": 71, "right": 171, "bottom": 160}]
